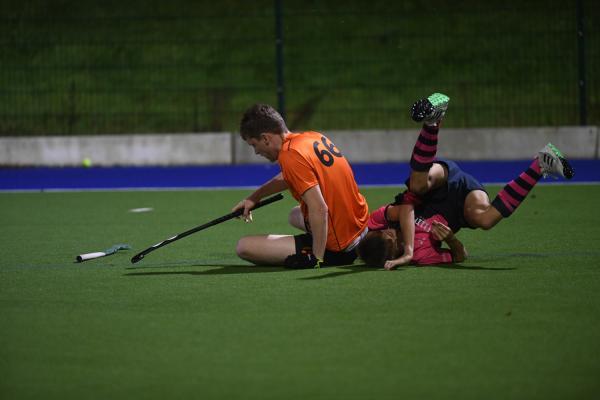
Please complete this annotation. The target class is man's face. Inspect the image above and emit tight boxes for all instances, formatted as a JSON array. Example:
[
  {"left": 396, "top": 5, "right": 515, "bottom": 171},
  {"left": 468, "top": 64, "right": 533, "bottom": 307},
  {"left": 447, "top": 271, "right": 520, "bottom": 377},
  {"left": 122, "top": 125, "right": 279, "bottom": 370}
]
[{"left": 245, "top": 134, "right": 279, "bottom": 162}]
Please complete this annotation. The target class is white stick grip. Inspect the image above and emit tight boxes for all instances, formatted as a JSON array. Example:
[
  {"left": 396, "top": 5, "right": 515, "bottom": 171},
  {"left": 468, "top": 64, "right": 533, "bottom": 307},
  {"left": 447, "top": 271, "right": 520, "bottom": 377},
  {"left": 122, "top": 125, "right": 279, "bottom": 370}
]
[{"left": 76, "top": 252, "right": 106, "bottom": 262}]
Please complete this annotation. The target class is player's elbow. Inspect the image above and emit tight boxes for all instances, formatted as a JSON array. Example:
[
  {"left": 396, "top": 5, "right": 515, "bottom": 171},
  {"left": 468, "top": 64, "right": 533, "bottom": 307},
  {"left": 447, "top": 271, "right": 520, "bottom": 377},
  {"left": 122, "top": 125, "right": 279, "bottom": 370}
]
[
  {"left": 301, "top": 185, "right": 328, "bottom": 220},
  {"left": 453, "top": 253, "right": 466, "bottom": 263},
  {"left": 316, "top": 205, "right": 328, "bottom": 223},
  {"left": 310, "top": 202, "right": 328, "bottom": 218},
  {"left": 453, "top": 247, "right": 467, "bottom": 263}
]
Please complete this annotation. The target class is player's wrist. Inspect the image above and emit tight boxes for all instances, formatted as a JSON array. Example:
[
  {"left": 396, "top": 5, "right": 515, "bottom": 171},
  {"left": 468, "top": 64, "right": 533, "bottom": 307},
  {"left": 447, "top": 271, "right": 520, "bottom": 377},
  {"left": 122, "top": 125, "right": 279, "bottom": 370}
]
[
  {"left": 445, "top": 236, "right": 458, "bottom": 244},
  {"left": 246, "top": 194, "right": 261, "bottom": 204}
]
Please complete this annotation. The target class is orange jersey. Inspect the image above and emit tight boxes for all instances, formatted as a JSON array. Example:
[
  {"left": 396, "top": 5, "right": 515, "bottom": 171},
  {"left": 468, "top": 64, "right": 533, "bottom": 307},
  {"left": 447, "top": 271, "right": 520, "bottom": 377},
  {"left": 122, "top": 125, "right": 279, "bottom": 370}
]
[{"left": 278, "top": 131, "right": 369, "bottom": 251}]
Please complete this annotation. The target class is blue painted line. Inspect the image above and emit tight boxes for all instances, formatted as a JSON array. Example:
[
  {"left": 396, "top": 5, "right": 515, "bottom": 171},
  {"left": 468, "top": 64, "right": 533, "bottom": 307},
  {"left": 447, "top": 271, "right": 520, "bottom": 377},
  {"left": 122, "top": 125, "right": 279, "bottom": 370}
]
[
  {"left": 352, "top": 160, "right": 600, "bottom": 186},
  {"left": 1, "top": 160, "right": 598, "bottom": 191},
  {"left": 0, "top": 164, "right": 282, "bottom": 191}
]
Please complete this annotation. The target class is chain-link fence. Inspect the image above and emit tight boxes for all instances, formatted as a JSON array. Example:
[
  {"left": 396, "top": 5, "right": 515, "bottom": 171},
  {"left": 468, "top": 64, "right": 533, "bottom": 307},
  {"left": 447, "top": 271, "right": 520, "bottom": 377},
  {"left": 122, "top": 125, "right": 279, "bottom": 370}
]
[{"left": 0, "top": 0, "right": 597, "bottom": 135}]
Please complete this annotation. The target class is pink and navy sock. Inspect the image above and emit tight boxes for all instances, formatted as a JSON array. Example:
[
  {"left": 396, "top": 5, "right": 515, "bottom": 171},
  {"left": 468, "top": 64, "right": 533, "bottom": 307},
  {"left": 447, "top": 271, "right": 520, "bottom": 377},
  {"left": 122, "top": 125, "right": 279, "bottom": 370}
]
[
  {"left": 491, "top": 159, "right": 542, "bottom": 217},
  {"left": 410, "top": 124, "right": 439, "bottom": 172}
]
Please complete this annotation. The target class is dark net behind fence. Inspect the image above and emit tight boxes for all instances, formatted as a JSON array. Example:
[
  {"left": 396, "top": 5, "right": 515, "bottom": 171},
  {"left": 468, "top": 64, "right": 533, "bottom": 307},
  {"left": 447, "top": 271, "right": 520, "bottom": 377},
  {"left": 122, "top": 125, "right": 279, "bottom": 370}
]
[{"left": 0, "top": 0, "right": 597, "bottom": 135}]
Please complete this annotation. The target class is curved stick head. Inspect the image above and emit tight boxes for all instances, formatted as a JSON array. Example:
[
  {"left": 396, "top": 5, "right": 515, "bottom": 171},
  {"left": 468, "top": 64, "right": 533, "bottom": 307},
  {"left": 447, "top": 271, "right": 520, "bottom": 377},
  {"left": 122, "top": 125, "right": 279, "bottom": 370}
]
[{"left": 130, "top": 254, "right": 144, "bottom": 264}]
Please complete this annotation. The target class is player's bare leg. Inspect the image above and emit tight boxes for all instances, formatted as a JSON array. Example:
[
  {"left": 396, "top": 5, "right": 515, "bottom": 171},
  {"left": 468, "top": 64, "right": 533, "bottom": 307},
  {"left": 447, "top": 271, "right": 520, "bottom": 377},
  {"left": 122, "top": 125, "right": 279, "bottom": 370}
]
[
  {"left": 409, "top": 162, "right": 448, "bottom": 196},
  {"left": 236, "top": 235, "right": 297, "bottom": 265},
  {"left": 467, "top": 143, "right": 574, "bottom": 230},
  {"left": 463, "top": 190, "right": 503, "bottom": 230}
]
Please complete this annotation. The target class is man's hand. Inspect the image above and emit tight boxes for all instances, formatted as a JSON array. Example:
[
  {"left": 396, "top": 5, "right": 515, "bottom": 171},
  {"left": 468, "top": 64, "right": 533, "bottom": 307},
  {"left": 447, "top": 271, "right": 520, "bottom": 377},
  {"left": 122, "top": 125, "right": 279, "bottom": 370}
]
[
  {"left": 431, "top": 220, "right": 453, "bottom": 241},
  {"left": 384, "top": 254, "right": 412, "bottom": 270},
  {"left": 432, "top": 221, "right": 467, "bottom": 262},
  {"left": 232, "top": 198, "right": 257, "bottom": 222},
  {"left": 284, "top": 253, "right": 324, "bottom": 269}
]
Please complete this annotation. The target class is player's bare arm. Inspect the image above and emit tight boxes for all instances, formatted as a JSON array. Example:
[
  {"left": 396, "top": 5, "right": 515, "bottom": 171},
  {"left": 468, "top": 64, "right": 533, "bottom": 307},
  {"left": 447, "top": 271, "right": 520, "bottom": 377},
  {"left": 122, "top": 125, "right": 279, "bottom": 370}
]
[
  {"left": 232, "top": 172, "right": 289, "bottom": 220},
  {"left": 397, "top": 204, "right": 415, "bottom": 263},
  {"left": 445, "top": 237, "right": 467, "bottom": 263},
  {"left": 431, "top": 221, "right": 467, "bottom": 262},
  {"left": 301, "top": 185, "right": 328, "bottom": 261},
  {"left": 383, "top": 204, "right": 415, "bottom": 270}
]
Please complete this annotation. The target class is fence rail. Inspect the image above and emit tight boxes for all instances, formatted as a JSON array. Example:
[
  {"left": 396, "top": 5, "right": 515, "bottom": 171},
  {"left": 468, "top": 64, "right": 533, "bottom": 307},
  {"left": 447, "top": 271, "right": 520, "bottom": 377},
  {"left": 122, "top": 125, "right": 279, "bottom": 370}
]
[{"left": 0, "top": 0, "right": 597, "bottom": 136}]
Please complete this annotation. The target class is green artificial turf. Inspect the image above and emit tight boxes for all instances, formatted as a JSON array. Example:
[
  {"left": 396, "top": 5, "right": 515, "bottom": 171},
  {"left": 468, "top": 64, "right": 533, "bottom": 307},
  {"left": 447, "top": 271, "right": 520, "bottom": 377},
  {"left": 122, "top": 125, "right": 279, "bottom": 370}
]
[{"left": 1, "top": 186, "right": 600, "bottom": 399}]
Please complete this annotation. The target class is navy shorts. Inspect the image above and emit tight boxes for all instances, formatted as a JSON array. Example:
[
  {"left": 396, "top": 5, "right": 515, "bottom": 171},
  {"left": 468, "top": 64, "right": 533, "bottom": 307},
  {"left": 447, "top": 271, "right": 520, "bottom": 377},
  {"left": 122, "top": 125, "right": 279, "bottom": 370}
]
[
  {"left": 294, "top": 233, "right": 358, "bottom": 266},
  {"left": 406, "top": 159, "right": 486, "bottom": 232}
]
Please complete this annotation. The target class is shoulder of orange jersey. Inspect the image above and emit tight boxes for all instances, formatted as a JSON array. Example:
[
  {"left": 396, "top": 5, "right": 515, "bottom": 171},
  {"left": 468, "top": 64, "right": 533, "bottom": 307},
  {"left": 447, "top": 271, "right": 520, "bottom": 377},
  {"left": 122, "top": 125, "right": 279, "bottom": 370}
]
[{"left": 281, "top": 131, "right": 322, "bottom": 152}]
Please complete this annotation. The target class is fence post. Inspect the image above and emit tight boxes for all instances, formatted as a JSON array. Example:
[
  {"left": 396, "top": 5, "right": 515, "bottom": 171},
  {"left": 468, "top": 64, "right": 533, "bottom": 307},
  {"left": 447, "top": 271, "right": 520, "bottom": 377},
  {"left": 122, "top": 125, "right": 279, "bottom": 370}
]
[
  {"left": 274, "top": 0, "right": 286, "bottom": 119},
  {"left": 576, "top": 0, "right": 587, "bottom": 126},
  {"left": 68, "top": 81, "right": 76, "bottom": 135}
]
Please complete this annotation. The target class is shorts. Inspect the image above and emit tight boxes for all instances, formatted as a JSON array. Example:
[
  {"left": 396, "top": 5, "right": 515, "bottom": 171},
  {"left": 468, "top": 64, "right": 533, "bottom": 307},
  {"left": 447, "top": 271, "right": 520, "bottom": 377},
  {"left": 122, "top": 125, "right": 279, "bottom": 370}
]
[
  {"left": 294, "top": 233, "right": 358, "bottom": 266},
  {"left": 411, "top": 159, "right": 486, "bottom": 232}
]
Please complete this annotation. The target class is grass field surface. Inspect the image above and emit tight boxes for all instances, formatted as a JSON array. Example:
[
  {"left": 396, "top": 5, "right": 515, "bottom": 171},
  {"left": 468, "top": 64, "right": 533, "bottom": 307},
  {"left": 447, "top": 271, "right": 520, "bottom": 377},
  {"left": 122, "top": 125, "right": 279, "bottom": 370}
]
[{"left": 1, "top": 186, "right": 600, "bottom": 399}]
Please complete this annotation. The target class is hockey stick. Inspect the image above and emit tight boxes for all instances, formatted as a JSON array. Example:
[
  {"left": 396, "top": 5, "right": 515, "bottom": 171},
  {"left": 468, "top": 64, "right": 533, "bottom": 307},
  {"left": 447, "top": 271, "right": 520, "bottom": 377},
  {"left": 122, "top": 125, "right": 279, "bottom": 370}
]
[
  {"left": 130, "top": 193, "right": 284, "bottom": 264},
  {"left": 76, "top": 244, "right": 131, "bottom": 262}
]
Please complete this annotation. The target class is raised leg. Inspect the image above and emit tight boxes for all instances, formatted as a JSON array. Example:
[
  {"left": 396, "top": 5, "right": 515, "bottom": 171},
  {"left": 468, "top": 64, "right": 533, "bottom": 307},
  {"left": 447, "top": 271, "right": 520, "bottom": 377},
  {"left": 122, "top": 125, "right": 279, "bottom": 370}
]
[{"left": 408, "top": 93, "right": 450, "bottom": 195}]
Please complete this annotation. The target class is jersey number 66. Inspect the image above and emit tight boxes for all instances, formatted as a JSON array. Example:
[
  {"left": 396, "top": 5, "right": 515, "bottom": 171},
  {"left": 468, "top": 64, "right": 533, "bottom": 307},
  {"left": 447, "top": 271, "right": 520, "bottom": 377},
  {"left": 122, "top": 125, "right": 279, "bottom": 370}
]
[{"left": 313, "top": 136, "right": 343, "bottom": 167}]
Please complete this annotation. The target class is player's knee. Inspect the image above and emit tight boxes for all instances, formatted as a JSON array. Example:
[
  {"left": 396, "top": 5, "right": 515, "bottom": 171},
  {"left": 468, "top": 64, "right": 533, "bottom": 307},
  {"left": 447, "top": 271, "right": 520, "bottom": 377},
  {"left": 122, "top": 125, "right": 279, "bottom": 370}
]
[
  {"left": 474, "top": 217, "right": 498, "bottom": 231},
  {"left": 288, "top": 206, "right": 306, "bottom": 231},
  {"left": 235, "top": 237, "right": 253, "bottom": 260},
  {"left": 288, "top": 210, "right": 301, "bottom": 230},
  {"left": 478, "top": 221, "right": 494, "bottom": 230},
  {"left": 409, "top": 181, "right": 428, "bottom": 196},
  {"left": 410, "top": 163, "right": 447, "bottom": 196}
]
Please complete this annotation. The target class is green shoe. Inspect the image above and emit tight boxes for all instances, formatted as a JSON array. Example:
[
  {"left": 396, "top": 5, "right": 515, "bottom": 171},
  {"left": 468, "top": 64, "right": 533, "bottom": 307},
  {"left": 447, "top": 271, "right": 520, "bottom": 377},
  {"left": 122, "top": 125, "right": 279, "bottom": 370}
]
[{"left": 410, "top": 93, "right": 450, "bottom": 125}]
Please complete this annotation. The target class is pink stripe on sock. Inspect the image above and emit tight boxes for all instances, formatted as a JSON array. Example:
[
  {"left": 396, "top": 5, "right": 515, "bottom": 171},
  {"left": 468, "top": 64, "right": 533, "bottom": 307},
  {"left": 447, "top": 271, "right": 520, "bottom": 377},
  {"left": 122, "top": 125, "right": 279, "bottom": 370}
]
[
  {"left": 411, "top": 153, "right": 435, "bottom": 164},
  {"left": 503, "top": 191, "right": 521, "bottom": 207},
  {"left": 508, "top": 180, "right": 529, "bottom": 197},
  {"left": 498, "top": 191, "right": 516, "bottom": 211},
  {"left": 520, "top": 172, "right": 538, "bottom": 186},
  {"left": 418, "top": 129, "right": 438, "bottom": 141},
  {"left": 414, "top": 141, "right": 438, "bottom": 152},
  {"left": 531, "top": 159, "right": 542, "bottom": 174}
]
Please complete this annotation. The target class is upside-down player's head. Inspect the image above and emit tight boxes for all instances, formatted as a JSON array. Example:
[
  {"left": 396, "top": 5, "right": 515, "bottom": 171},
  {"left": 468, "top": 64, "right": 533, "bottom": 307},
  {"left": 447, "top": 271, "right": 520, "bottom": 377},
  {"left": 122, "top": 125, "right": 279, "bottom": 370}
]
[
  {"left": 240, "top": 104, "right": 289, "bottom": 140},
  {"left": 357, "top": 229, "right": 402, "bottom": 268}
]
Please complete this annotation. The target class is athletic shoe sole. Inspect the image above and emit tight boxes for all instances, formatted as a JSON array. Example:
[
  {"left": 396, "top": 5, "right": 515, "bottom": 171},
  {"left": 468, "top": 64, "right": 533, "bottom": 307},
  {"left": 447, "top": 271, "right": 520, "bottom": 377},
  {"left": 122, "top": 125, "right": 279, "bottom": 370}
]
[
  {"left": 427, "top": 93, "right": 450, "bottom": 109},
  {"left": 411, "top": 93, "right": 450, "bottom": 123}
]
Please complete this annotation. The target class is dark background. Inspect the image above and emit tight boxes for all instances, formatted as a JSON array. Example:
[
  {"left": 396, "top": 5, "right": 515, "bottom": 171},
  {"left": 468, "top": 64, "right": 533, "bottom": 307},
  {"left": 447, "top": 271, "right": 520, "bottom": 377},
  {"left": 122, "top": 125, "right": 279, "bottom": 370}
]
[{"left": 0, "top": 0, "right": 597, "bottom": 135}]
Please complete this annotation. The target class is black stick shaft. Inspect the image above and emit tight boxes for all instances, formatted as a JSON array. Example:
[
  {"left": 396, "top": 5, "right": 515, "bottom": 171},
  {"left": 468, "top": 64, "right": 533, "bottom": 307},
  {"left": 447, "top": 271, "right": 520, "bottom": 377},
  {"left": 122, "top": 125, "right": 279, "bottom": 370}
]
[{"left": 131, "top": 193, "right": 283, "bottom": 263}]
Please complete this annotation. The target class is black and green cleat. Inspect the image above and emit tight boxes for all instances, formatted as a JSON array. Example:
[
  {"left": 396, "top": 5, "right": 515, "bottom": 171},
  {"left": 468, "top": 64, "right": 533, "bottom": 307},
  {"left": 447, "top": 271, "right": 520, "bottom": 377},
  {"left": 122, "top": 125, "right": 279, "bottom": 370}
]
[
  {"left": 410, "top": 92, "right": 450, "bottom": 125},
  {"left": 538, "top": 143, "right": 575, "bottom": 180}
]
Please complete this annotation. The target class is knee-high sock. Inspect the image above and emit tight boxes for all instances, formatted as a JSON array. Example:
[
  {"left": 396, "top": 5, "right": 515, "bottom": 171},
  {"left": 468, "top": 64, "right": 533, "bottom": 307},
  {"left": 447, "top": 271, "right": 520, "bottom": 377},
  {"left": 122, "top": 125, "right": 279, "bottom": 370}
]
[
  {"left": 491, "top": 159, "right": 542, "bottom": 217},
  {"left": 410, "top": 124, "right": 439, "bottom": 172}
]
